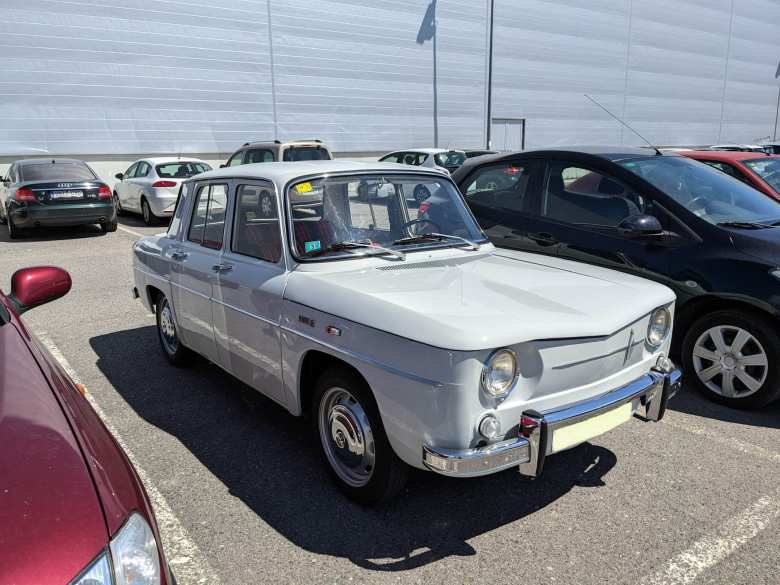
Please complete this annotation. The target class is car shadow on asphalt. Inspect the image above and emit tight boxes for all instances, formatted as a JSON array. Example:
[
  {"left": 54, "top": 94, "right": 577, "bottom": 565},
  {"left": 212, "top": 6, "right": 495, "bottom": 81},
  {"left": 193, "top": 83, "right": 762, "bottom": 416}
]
[
  {"left": 667, "top": 383, "right": 780, "bottom": 429},
  {"left": 90, "top": 326, "right": 617, "bottom": 572},
  {"left": 0, "top": 223, "right": 106, "bottom": 242}
]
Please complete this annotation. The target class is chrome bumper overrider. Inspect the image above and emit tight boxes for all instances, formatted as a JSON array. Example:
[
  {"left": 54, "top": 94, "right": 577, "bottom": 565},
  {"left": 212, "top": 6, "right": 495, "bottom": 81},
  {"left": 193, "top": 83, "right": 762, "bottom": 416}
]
[{"left": 422, "top": 358, "right": 682, "bottom": 478}]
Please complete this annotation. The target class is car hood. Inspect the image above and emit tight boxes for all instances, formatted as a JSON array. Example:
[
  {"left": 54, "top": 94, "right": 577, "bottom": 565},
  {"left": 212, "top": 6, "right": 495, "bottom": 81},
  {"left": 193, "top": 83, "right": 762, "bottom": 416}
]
[
  {"left": 284, "top": 249, "right": 675, "bottom": 351},
  {"left": 0, "top": 323, "right": 107, "bottom": 584}
]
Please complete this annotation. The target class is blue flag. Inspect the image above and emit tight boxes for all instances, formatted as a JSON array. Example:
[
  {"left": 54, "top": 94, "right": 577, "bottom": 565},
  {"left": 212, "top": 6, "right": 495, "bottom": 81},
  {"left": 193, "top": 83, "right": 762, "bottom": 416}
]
[{"left": 417, "top": 1, "right": 436, "bottom": 44}]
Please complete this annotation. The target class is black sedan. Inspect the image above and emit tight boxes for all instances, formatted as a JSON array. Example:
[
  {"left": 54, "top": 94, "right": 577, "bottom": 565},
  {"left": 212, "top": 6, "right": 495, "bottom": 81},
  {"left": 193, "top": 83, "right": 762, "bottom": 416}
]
[
  {"left": 0, "top": 158, "right": 117, "bottom": 238},
  {"left": 453, "top": 146, "right": 780, "bottom": 409}
]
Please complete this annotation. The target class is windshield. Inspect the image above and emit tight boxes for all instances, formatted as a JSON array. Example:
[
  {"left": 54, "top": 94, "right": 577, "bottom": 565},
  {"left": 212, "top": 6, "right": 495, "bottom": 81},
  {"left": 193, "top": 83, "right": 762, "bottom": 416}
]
[
  {"left": 156, "top": 161, "right": 211, "bottom": 178},
  {"left": 434, "top": 151, "right": 466, "bottom": 168},
  {"left": 620, "top": 156, "right": 780, "bottom": 225},
  {"left": 288, "top": 173, "right": 486, "bottom": 260},
  {"left": 743, "top": 158, "right": 780, "bottom": 194},
  {"left": 283, "top": 147, "right": 330, "bottom": 161},
  {"left": 20, "top": 162, "right": 96, "bottom": 182}
]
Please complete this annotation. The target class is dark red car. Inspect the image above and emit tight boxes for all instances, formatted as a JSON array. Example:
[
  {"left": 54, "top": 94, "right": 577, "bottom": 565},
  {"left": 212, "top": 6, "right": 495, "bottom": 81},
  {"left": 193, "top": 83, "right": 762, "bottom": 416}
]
[
  {"left": 680, "top": 150, "right": 780, "bottom": 201},
  {"left": 0, "top": 267, "right": 173, "bottom": 585}
]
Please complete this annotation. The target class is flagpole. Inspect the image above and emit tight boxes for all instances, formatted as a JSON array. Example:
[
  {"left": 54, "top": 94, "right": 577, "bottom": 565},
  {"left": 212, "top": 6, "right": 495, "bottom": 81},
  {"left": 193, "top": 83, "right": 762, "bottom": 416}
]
[
  {"left": 774, "top": 86, "right": 780, "bottom": 141},
  {"left": 432, "top": 0, "right": 438, "bottom": 148}
]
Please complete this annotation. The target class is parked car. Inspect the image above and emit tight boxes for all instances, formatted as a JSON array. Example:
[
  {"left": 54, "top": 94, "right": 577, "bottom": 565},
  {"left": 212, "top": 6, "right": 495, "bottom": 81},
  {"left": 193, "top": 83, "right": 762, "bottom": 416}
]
[
  {"left": 453, "top": 146, "right": 780, "bottom": 409},
  {"left": 132, "top": 160, "right": 680, "bottom": 505},
  {"left": 464, "top": 149, "right": 498, "bottom": 158},
  {"left": 709, "top": 144, "right": 769, "bottom": 153},
  {"left": 680, "top": 150, "right": 780, "bottom": 201},
  {"left": 114, "top": 157, "right": 212, "bottom": 225},
  {"left": 0, "top": 158, "right": 117, "bottom": 238},
  {"left": 379, "top": 148, "right": 467, "bottom": 173},
  {"left": 221, "top": 140, "right": 332, "bottom": 168},
  {"left": 761, "top": 142, "right": 780, "bottom": 155},
  {"left": 1, "top": 266, "right": 172, "bottom": 584}
]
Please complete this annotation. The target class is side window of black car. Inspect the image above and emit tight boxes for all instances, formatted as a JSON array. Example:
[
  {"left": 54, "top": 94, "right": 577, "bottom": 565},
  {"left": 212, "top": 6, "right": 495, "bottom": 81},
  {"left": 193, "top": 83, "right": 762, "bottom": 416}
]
[
  {"left": 542, "top": 163, "right": 647, "bottom": 227},
  {"left": 463, "top": 162, "right": 533, "bottom": 213}
]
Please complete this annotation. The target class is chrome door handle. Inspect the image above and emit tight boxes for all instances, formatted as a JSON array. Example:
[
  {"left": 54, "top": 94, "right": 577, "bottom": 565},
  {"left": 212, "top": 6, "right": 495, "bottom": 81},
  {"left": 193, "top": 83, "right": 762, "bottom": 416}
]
[
  {"left": 211, "top": 264, "right": 233, "bottom": 273},
  {"left": 171, "top": 250, "right": 188, "bottom": 260}
]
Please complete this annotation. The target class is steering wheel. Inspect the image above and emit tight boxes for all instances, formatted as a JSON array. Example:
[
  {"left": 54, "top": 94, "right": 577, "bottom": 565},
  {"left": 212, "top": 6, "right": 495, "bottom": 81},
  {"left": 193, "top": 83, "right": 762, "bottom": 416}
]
[{"left": 401, "top": 217, "right": 441, "bottom": 234}]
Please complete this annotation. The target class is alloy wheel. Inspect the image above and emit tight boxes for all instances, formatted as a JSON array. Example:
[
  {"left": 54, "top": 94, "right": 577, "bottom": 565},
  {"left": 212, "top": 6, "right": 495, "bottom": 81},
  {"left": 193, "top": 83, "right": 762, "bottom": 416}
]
[
  {"left": 318, "top": 387, "right": 376, "bottom": 487},
  {"left": 692, "top": 325, "right": 768, "bottom": 398}
]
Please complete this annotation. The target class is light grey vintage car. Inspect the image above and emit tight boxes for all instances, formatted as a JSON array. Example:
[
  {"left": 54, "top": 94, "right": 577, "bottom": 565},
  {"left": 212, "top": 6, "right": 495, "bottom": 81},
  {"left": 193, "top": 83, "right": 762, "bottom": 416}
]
[{"left": 131, "top": 160, "right": 681, "bottom": 505}]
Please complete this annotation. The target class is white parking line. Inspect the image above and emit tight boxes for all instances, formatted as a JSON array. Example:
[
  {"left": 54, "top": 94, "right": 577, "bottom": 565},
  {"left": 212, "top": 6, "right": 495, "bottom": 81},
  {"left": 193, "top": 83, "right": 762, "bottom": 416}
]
[
  {"left": 38, "top": 332, "right": 222, "bottom": 585},
  {"left": 118, "top": 225, "right": 145, "bottom": 238},
  {"left": 640, "top": 493, "right": 780, "bottom": 585}
]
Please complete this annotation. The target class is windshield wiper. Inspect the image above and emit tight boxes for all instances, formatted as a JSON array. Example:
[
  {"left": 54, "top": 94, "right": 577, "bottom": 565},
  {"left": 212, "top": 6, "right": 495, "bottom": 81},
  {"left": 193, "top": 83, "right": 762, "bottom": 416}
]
[
  {"left": 304, "top": 241, "right": 406, "bottom": 260},
  {"left": 717, "top": 221, "right": 774, "bottom": 229},
  {"left": 393, "top": 233, "right": 481, "bottom": 251}
]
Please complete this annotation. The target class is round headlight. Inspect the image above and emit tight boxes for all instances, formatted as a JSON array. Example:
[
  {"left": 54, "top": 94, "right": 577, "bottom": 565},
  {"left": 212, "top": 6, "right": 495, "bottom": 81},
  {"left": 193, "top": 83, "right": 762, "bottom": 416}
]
[
  {"left": 647, "top": 307, "right": 671, "bottom": 347},
  {"left": 481, "top": 349, "right": 518, "bottom": 397}
]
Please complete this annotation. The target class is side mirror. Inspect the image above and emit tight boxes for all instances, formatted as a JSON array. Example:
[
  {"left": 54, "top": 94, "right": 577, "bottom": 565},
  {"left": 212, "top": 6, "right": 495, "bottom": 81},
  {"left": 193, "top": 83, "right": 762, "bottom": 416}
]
[
  {"left": 219, "top": 164, "right": 226, "bottom": 168},
  {"left": 9, "top": 266, "right": 72, "bottom": 314},
  {"left": 618, "top": 214, "right": 664, "bottom": 238},
  {"left": 115, "top": 172, "right": 124, "bottom": 180}
]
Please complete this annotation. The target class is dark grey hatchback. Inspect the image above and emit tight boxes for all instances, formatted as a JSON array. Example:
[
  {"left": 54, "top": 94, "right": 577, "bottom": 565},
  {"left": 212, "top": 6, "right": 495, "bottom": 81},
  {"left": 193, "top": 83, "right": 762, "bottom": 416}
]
[{"left": 0, "top": 158, "right": 117, "bottom": 238}]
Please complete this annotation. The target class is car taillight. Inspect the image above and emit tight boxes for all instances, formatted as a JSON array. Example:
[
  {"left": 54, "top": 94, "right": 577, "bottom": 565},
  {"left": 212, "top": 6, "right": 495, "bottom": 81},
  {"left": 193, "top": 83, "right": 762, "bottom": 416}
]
[
  {"left": 153, "top": 180, "right": 177, "bottom": 188},
  {"left": 14, "top": 187, "right": 36, "bottom": 201},
  {"left": 97, "top": 185, "right": 112, "bottom": 200}
]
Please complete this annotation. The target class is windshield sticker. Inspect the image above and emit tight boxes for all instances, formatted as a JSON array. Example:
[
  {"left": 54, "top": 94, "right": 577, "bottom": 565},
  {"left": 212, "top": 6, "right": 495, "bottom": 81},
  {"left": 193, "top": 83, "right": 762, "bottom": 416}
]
[
  {"left": 304, "top": 240, "right": 321, "bottom": 253},
  {"left": 295, "top": 182, "right": 313, "bottom": 194}
]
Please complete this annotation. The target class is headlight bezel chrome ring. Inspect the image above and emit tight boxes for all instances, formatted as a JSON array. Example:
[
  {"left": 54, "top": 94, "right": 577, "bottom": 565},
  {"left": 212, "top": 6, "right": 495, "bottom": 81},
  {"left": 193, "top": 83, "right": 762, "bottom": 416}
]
[
  {"left": 480, "top": 348, "right": 519, "bottom": 399},
  {"left": 646, "top": 306, "right": 672, "bottom": 348}
]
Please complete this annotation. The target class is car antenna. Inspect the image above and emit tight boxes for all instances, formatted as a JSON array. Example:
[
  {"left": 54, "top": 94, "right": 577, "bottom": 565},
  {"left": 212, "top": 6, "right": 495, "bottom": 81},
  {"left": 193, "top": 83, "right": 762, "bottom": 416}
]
[{"left": 584, "top": 94, "right": 663, "bottom": 155}]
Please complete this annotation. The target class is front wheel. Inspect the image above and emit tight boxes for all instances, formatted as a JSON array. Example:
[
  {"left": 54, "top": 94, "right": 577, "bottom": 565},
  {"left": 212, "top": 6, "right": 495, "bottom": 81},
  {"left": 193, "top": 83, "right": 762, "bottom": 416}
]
[
  {"left": 682, "top": 309, "right": 780, "bottom": 409},
  {"left": 155, "top": 294, "right": 193, "bottom": 366},
  {"left": 313, "top": 368, "right": 408, "bottom": 506},
  {"left": 114, "top": 193, "right": 124, "bottom": 216}
]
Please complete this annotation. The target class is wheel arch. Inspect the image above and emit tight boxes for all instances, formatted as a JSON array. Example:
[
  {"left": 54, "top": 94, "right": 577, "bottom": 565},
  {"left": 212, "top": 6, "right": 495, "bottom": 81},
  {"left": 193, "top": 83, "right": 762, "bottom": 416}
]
[{"left": 297, "top": 349, "right": 372, "bottom": 418}]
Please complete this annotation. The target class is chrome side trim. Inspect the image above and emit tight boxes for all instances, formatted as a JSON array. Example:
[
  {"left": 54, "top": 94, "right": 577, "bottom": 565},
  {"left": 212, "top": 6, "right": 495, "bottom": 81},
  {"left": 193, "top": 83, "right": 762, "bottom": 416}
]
[
  {"left": 212, "top": 297, "right": 280, "bottom": 328},
  {"left": 169, "top": 281, "right": 210, "bottom": 301},
  {"left": 422, "top": 438, "right": 530, "bottom": 477},
  {"left": 280, "top": 324, "right": 446, "bottom": 388}
]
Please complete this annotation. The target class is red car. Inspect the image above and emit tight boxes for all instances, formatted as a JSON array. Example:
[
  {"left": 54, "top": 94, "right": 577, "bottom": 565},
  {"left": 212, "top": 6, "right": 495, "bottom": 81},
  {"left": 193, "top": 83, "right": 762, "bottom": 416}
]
[
  {"left": 680, "top": 150, "right": 780, "bottom": 201},
  {"left": 0, "top": 267, "right": 173, "bottom": 585}
]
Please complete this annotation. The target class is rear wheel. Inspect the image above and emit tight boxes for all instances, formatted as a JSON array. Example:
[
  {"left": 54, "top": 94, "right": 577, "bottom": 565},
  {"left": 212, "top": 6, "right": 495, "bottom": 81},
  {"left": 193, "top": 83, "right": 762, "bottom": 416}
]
[
  {"left": 313, "top": 367, "right": 408, "bottom": 506},
  {"left": 155, "top": 294, "right": 193, "bottom": 366},
  {"left": 101, "top": 218, "right": 118, "bottom": 233},
  {"left": 7, "top": 213, "right": 22, "bottom": 239},
  {"left": 682, "top": 309, "right": 780, "bottom": 409},
  {"left": 141, "top": 198, "right": 155, "bottom": 226}
]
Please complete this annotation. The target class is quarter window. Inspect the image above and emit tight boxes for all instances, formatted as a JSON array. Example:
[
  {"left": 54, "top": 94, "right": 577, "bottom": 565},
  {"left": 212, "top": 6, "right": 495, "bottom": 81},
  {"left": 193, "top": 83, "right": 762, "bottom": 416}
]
[
  {"left": 543, "top": 163, "right": 645, "bottom": 227},
  {"left": 188, "top": 183, "right": 227, "bottom": 249},
  {"left": 232, "top": 184, "right": 282, "bottom": 263}
]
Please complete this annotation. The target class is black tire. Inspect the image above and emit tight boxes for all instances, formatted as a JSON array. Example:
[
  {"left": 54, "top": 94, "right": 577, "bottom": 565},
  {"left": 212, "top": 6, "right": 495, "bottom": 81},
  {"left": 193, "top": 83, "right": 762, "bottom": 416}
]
[
  {"left": 155, "top": 294, "right": 193, "bottom": 367},
  {"left": 141, "top": 198, "right": 155, "bottom": 226},
  {"left": 682, "top": 309, "right": 780, "bottom": 409},
  {"left": 7, "top": 213, "right": 21, "bottom": 239},
  {"left": 312, "top": 367, "right": 408, "bottom": 506},
  {"left": 114, "top": 193, "right": 124, "bottom": 216},
  {"left": 101, "top": 218, "right": 118, "bottom": 233}
]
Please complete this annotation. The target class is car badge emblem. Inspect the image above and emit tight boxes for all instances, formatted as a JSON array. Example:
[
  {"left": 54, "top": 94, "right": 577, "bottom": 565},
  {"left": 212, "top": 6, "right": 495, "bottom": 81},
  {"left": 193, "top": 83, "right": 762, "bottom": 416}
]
[{"left": 57, "top": 183, "right": 72, "bottom": 188}]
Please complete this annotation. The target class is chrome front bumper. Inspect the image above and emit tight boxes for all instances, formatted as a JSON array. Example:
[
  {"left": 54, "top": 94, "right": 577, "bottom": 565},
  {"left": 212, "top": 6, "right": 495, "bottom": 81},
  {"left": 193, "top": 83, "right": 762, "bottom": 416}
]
[{"left": 422, "top": 359, "right": 682, "bottom": 478}]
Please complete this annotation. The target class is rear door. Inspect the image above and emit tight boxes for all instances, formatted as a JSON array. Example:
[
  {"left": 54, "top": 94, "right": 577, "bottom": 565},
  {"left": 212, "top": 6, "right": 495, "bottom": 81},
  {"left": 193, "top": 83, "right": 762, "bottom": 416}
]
[
  {"left": 168, "top": 181, "right": 228, "bottom": 362},
  {"left": 212, "top": 181, "right": 287, "bottom": 405}
]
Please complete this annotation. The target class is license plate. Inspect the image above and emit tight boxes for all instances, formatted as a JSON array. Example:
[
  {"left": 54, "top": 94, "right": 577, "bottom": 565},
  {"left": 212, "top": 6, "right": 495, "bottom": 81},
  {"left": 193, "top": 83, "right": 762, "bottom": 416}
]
[
  {"left": 551, "top": 402, "right": 633, "bottom": 453},
  {"left": 50, "top": 191, "right": 83, "bottom": 200}
]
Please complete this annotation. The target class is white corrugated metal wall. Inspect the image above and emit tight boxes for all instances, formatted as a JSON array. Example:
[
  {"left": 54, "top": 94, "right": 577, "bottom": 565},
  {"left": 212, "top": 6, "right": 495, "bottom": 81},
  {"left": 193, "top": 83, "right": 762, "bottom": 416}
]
[{"left": 0, "top": 0, "right": 778, "bottom": 157}]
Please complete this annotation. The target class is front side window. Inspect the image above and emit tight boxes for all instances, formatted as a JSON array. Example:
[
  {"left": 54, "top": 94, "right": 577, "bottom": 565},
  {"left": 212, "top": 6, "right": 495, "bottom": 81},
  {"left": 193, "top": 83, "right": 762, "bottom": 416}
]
[
  {"left": 743, "top": 158, "right": 780, "bottom": 194},
  {"left": 124, "top": 163, "right": 138, "bottom": 178},
  {"left": 543, "top": 163, "right": 645, "bottom": 227},
  {"left": 287, "top": 173, "right": 486, "bottom": 260},
  {"left": 245, "top": 149, "right": 274, "bottom": 164},
  {"left": 156, "top": 162, "right": 211, "bottom": 178},
  {"left": 621, "top": 156, "right": 780, "bottom": 226},
  {"left": 232, "top": 184, "right": 282, "bottom": 263},
  {"left": 282, "top": 146, "right": 330, "bottom": 161},
  {"left": 463, "top": 162, "right": 532, "bottom": 213},
  {"left": 20, "top": 162, "right": 96, "bottom": 182},
  {"left": 226, "top": 152, "right": 244, "bottom": 167},
  {"left": 188, "top": 183, "right": 227, "bottom": 249},
  {"left": 379, "top": 153, "right": 401, "bottom": 163}
]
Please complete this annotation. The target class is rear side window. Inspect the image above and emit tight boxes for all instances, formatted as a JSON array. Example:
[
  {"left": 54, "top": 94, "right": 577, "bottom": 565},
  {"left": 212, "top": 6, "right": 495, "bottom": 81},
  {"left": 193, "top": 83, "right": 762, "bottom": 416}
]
[
  {"left": 283, "top": 147, "right": 330, "bottom": 161},
  {"left": 245, "top": 149, "right": 274, "bottom": 164},
  {"left": 19, "top": 162, "right": 96, "bottom": 182},
  {"left": 188, "top": 183, "right": 228, "bottom": 249},
  {"left": 232, "top": 184, "right": 282, "bottom": 263},
  {"left": 463, "top": 162, "right": 532, "bottom": 213},
  {"left": 136, "top": 162, "right": 151, "bottom": 177}
]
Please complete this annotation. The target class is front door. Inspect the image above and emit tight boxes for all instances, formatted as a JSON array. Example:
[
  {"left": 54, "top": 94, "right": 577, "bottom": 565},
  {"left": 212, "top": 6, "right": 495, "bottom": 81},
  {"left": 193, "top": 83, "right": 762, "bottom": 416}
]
[
  {"left": 168, "top": 181, "right": 228, "bottom": 362},
  {"left": 211, "top": 182, "right": 287, "bottom": 405}
]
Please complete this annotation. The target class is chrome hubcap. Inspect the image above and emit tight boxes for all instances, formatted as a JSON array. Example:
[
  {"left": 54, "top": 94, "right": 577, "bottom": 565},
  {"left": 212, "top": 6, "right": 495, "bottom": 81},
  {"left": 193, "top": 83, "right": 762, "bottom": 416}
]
[
  {"left": 693, "top": 325, "right": 768, "bottom": 398},
  {"left": 159, "top": 299, "right": 178, "bottom": 354},
  {"left": 318, "top": 387, "right": 375, "bottom": 487}
]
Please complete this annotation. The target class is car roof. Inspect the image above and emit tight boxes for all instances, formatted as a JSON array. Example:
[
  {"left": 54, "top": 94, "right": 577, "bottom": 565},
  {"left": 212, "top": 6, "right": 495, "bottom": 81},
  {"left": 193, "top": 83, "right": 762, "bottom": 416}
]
[
  {"left": 460, "top": 145, "right": 664, "bottom": 164},
  {"left": 14, "top": 158, "right": 87, "bottom": 166},
  {"left": 387, "top": 148, "right": 460, "bottom": 155},
  {"left": 141, "top": 157, "right": 210, "bottom": 165},
  {"left": 681, "top": 150, "right": 778, "bottom": 162},
  {"left": 241, "top": 140, "right": 326, "bottom": 148},
  {"left": 193, "top": 160, "right": 449, "bottom": 184}
]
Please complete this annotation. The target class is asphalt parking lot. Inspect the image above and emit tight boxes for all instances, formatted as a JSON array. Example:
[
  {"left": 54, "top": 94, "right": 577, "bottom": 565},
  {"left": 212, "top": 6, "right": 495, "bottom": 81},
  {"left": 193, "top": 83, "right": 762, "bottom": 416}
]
[{"left": 2, "top": 217, "right": 780, "bottom": 585}]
